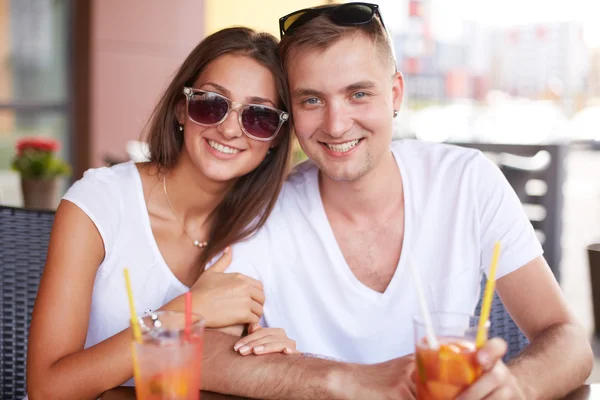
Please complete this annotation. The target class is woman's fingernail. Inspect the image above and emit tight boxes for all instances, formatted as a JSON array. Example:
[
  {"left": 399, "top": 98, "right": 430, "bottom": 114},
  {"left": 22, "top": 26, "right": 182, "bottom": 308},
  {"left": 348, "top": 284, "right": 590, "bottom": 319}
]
[
  {"left": 233, "top": 342, "right": 244, "bottom": 351},
  {"left": 284, "top": 347, "right": 293, "bottom": 354},
  {"left": 253, "top": 346, "right": 264, "bottom": 353},
  {"left": 224, "top": 247, "right": 230, "bottom": 253},
  {"left": 239, "top": 345, "right": 250, "bottom": 355}
]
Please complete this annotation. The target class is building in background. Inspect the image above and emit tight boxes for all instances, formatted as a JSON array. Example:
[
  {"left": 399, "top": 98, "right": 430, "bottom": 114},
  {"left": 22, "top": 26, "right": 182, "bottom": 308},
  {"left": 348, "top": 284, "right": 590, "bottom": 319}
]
[
  {"left": 489, "top": 22, "right": 589, "bottom": 113},
  {"left": 582, "top": 48, "right": 600, "bottom": 106},
  {"left": 393, "top": 0, "right": 445, "bottom": 103},
  {"left": 392, "top": 2, "right": 591, "bottom": 111}
]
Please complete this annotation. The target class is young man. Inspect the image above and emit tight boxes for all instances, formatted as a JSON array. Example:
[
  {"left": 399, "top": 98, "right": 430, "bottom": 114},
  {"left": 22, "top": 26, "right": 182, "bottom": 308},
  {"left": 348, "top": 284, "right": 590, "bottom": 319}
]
[{"left": 201, "top": 3, "right": 592, "bottom": 399}]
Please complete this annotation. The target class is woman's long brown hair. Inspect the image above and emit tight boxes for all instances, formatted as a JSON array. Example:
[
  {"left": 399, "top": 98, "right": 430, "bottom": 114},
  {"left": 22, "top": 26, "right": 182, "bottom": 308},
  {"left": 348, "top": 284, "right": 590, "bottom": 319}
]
[{"left": 145, "top": 27, "right": 292, "bottom": 270}]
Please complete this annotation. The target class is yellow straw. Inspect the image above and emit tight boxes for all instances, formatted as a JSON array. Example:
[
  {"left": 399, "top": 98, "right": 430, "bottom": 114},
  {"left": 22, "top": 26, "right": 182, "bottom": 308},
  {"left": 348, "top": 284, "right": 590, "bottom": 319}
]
[
  {"left": 476, "top": 242, "right": 501, "bottom": 348},
  {"left": 123, "top": 268, "right": 142, "bottom": 343}
]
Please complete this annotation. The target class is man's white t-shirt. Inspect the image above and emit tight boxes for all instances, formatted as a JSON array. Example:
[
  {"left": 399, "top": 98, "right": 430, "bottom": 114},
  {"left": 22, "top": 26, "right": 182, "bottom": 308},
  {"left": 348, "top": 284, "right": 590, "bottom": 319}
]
[{"left": 226, "top": 139, "right": 543, "bottom": 364}]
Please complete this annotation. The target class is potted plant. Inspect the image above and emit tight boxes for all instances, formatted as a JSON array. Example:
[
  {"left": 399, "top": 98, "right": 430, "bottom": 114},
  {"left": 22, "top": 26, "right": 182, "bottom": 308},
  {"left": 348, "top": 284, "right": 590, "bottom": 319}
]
[{"left": 11, "top": 137, "right": 71, "bottom": 210}]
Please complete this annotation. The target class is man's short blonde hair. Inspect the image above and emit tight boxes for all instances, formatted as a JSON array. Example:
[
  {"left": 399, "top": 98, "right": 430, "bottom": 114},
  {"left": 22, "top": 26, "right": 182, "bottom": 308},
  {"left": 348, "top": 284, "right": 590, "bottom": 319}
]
[{"left": 279, "top": 8, "right": 396, "bottom": 73}]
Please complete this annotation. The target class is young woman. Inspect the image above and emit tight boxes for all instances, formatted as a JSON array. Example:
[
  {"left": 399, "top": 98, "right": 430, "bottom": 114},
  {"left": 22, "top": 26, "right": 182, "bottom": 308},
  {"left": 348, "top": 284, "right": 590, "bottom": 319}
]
[{"left": 27, "top": 27, "right": 296, "bottom": 399}]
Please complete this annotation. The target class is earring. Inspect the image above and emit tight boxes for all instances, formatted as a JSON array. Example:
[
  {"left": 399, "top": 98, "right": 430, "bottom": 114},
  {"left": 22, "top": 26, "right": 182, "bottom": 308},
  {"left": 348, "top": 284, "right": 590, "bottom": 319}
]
[
  {"left": 178, "top": 125, "right": 183, "bottom": 132},
  {"left": 393, "top": 110, "right": 398, "bottom": 118}
]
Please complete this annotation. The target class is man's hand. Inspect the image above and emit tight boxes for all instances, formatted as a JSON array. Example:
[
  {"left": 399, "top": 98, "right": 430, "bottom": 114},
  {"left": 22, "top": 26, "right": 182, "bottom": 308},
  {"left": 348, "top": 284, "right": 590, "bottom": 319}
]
[{"left": 457, "top": 338, "right": 529, "bottom": 400}]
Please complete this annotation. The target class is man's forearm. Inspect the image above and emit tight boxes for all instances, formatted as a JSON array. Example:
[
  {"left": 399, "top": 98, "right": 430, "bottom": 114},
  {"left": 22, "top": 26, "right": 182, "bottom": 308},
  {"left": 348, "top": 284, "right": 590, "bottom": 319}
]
[
  {"left": 202, "top": 331, "right": 346, "bottom": 399},
  {"left": 508, "top": 322, "right": 593, "bottom": 399}
]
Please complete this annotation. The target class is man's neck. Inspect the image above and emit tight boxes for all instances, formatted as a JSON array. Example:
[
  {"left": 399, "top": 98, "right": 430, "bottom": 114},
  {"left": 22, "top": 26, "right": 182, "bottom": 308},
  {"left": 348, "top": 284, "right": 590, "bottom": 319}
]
[{"left": 319, "top": 151, "right": 403, "bottom": 224}]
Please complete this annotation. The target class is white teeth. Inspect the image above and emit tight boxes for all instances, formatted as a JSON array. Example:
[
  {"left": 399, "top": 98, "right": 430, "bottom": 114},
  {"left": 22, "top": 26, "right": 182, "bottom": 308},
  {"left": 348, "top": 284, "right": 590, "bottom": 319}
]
[
  {"left": 208, "top": 140, "right": 240, "bottom": 155},
  {"left": 325, "top": 139, "right": 360, "bottom": 153}
]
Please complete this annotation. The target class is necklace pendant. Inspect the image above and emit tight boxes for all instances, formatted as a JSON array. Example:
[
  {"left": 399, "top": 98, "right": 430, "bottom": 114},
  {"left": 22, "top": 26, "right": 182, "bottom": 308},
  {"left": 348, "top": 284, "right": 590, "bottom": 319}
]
[{"left": 164, "top": 176, "right": 209, "bottom": 250}]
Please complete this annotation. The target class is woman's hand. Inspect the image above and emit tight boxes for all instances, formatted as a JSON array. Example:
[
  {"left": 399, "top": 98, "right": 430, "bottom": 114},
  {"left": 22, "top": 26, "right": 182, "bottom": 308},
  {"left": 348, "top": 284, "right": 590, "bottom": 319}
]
[
  {"left": 233, "top": 324, "right": 298, "bottom": 355},
  {"left": 188, "top": 248, "right": 265, "bottom": 328}
]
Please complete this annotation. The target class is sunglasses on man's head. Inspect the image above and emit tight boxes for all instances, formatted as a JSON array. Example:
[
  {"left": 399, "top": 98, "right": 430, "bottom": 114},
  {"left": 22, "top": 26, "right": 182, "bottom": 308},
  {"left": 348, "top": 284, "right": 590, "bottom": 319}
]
[
  {"left": 279, "top": 2, "right": 386, "bottom": 38},
  {"left": 183, "top": 87, "right": 289, "bottom": 141}
]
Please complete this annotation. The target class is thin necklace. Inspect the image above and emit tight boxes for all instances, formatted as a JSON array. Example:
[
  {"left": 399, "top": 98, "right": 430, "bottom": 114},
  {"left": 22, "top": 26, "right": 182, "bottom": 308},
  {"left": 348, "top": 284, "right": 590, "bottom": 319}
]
[{"left": 162, "top": 175, "right": 208, "bottom": 249}]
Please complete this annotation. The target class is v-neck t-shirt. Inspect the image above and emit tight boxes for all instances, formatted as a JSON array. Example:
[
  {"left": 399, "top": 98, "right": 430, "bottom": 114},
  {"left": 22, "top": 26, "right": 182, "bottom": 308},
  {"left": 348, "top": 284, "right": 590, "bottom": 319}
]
[{"left": 225, "top": 139, "right": 543, "bottom": 364}]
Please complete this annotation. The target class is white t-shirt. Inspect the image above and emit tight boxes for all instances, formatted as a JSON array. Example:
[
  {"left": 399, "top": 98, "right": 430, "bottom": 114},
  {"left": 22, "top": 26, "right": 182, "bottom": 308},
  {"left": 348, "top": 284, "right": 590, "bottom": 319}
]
[
  {"left": 226, "top": 139, "right": 543, "bottom": 364},
  {"left": 62, "top": 161, "right": 189, "bottom": 386}
]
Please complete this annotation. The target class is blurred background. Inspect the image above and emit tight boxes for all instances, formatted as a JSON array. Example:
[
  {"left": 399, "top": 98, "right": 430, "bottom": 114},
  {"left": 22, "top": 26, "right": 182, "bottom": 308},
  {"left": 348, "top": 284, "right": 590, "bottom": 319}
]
[{"left": 0, "top": 0, "right": 599, "bottom": 380}]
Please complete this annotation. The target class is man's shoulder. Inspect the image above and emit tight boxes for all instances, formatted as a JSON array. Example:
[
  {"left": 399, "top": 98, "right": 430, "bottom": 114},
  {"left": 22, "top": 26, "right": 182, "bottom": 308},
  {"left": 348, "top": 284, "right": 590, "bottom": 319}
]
[
  {"left": 227, "top": 164, "right": 320, "bottom": 273},
  {"left": 275, "top": 159, "right": 319, "bottom": 206},
  {"left": 249, "top": 159, "right": 320, "bottom": 237},
  {"left": 286, "top": 158, "right": 318, "bottom": 186},
  {"left": 392, "top": 138, "right": 481, "bottom": 159},
  {"left": 392, "top": 139, "right": 483, "bottom": 172}
]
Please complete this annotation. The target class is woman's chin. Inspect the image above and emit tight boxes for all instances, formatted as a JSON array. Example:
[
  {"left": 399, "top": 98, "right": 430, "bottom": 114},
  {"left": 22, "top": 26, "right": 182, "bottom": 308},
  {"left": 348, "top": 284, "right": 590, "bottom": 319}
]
[{"left": 198, "top": 166, "right": 242, "bottom": 183}]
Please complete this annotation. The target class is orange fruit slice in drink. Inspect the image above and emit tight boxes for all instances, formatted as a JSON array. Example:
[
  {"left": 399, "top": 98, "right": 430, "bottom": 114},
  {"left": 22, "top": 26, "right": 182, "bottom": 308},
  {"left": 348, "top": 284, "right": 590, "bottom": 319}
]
[
  {"left": 148, "top": 371, "right": 188, "bottom": 396},
  {"left": 416, "top": 353, "right": 428, "bottom": 383},
  {"left": 438, "top": 344, "right": 476, "bottom": 386},
  {"left": 416, "top": 345, "right": 443, "bottom": 381},
  {"left": 426, "top": 381, "right": 462, "bottom": 400}
]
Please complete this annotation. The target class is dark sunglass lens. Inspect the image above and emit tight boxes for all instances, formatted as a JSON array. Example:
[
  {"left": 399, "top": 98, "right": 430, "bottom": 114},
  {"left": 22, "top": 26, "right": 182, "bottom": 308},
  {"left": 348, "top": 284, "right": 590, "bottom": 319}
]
[
  {"left": 331, "top": 4, "right": 374, "bottom": 25},
  {"left": 188, "top": 92, "right": 228, "bottom": 125},
  {"left": 242, "top": 106, "right": 281, "bottom": 139}
]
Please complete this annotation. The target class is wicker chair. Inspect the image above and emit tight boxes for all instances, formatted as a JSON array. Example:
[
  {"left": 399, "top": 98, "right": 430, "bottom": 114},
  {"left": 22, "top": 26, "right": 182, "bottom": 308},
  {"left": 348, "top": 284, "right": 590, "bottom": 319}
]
[
  {"left": 476, "top": 277, "right": 528, "bottom": 362},
  {"left": 0, "top": 206, "right": 55, "bottom": 399}
]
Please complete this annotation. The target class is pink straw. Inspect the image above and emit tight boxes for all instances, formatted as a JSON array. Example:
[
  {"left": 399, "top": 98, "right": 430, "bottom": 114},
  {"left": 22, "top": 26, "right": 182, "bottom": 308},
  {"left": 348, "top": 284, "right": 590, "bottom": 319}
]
[{"left": 185, "top": 291, "right": 192, "bottom": 341}]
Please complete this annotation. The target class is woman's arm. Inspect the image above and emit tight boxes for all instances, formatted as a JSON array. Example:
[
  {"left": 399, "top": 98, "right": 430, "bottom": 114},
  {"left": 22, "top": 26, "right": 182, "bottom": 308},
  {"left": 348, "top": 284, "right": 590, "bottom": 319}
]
[
  {"left": 27, "top": 201, "right": 271, "bottom": 399},
  {"left": 27, "top": 201, "right": 137, "bottom": 400}
]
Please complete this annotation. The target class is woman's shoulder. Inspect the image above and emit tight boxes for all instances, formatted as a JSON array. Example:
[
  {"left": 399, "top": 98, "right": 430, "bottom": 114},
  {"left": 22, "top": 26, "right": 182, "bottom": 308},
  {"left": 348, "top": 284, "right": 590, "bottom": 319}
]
[
  {"left": 63, "top": 161, "right": 139, "bottom": 203},
  {"left": 61, "top": 162, "right": 142, "bottom": 251},
  {"left": 79, "top": 161, "right": 138, "bottom": 185}
]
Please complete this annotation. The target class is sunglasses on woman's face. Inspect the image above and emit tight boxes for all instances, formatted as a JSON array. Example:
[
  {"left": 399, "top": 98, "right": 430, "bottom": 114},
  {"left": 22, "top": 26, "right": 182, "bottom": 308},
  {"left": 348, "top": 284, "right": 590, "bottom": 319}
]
[
  {"left": 279, "top": 2, "right": 386, "bottom": 38},
  {"left": 183, "top": 87, "right": 289, "bottom": 141}
]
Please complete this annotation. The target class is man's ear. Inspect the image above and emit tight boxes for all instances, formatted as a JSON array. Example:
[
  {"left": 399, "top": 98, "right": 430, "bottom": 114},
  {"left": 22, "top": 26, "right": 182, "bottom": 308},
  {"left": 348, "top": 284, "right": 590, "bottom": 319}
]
[{"left": 392, "top": 71, "right": 404, "bottom": 112}]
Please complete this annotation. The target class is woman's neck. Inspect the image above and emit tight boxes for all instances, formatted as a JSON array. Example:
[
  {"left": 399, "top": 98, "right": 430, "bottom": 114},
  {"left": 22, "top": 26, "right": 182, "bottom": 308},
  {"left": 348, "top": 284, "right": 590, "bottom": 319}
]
[{"left": 164, "top": 157, "right": 234, "bottom": 226}]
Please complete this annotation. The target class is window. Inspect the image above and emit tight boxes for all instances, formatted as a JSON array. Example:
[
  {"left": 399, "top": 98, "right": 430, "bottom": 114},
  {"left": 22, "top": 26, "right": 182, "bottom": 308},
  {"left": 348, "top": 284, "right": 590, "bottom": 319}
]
[{"left": 0, "top": 0, "right": 71, "bottom": 205}]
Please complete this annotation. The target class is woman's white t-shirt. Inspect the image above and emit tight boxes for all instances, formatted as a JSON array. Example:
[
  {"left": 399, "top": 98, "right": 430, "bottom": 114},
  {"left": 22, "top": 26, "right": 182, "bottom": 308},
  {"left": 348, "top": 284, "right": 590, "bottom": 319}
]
[{"left": 62, "top": 161, "right": 189, "bottom": 385}]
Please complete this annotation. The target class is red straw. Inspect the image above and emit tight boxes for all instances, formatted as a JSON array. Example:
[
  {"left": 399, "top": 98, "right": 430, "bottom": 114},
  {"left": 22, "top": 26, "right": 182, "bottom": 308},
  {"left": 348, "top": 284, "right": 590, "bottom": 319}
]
[{"left": 184, "top": 291, "right": 192, "bottom": 341}]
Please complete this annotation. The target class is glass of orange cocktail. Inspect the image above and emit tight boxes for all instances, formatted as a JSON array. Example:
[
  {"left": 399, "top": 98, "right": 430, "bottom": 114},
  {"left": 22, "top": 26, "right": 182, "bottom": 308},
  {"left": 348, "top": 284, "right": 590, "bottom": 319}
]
[
  {"left": 132, "top": 311, "right": 204, "bottom": 400},
  {"left": 414, "top": 313, "right": 488, "bottom": 400}
]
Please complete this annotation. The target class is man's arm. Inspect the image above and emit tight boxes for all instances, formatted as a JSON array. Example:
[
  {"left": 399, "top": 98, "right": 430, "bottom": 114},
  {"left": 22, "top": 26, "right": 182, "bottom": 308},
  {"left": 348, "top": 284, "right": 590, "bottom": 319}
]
[
  {"left": 465, "top": 154, "right": 592, "bottom": 398},
  {"left": 500, "top": 256, "right": 592, "bottom": 398},
  {"left": 460, "top": 256, "right": 592, "bottom": 400},
  {"left": 201, "top": 331, "right": 416, "bottom": 400}
]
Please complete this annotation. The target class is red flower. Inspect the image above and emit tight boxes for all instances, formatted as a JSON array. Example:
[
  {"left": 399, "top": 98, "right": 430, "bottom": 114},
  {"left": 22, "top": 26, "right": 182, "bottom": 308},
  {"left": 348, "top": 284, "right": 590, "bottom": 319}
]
[{"left": 16, "top": 137, "right": 60, "bottom": 155}]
